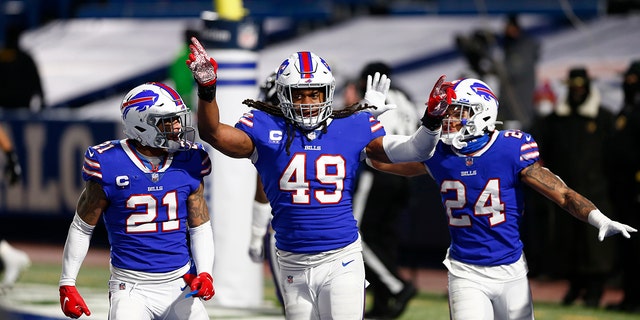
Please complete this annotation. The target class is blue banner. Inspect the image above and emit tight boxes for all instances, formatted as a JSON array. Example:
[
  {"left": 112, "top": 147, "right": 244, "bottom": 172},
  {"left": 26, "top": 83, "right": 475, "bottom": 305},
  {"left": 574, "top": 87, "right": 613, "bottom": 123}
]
[{"left": 0, "top": 118, "right": 121, "bottom": 218}]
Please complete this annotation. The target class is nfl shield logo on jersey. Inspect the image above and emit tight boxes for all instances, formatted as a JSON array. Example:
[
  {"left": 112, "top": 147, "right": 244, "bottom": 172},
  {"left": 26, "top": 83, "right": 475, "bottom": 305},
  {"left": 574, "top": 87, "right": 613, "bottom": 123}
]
[{"left": 465, "top": 157, "right": 473, "bottom": 167}]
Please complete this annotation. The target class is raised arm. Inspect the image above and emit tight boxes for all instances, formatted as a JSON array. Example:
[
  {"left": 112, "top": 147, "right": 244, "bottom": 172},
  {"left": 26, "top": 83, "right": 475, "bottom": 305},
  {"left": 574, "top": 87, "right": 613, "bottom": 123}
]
[
  {"left": 367, "top": 158, "right": 428, "bottom": 177},
  {"left": 366, "top": 75, "right": 453, "bottom": 163},
  {"left": 521, "top": 161, "right": 636, "bottom": 241},
  {"left": 187, "top": 37, "right": 254, "bottom": 159}
]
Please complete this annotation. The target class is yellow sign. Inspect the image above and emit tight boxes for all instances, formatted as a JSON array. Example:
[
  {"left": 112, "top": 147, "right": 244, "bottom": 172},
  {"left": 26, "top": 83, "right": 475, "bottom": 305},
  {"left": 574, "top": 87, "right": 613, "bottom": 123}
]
[{"left": 215, "top": 0, "right": 247, "bottom": 21}]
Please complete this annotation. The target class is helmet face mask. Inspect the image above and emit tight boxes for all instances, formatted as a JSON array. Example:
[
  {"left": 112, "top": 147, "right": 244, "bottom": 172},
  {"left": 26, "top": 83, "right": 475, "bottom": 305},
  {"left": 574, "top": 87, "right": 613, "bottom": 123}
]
[
  {"left": 441, "top": 78, "right": 500, "bottom": 149},
  {"left": 121, "top": 82, "right": 195, "bottom": 153},
  {"left": 275, "top": 51, "right": 335, "bottom": 130}
]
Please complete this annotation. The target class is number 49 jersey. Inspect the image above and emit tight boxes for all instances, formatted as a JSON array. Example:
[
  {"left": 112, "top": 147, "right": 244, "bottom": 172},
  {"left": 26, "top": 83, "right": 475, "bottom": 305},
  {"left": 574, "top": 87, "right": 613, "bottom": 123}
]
[
  {"left": 236, "top": 110, "right": 385, "bottom": 254},
  {"left": 425, "top": 130, "right": 539, "bottom": 266},
  {"left": 82, "top": 139, "right": 211, "bottom": 273}
]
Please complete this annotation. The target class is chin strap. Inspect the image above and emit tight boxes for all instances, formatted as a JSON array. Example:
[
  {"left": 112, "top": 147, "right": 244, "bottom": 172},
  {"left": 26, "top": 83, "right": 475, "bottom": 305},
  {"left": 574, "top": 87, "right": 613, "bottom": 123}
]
[{"left": 456, "top": 134, "right": 490, "bottom": 154}]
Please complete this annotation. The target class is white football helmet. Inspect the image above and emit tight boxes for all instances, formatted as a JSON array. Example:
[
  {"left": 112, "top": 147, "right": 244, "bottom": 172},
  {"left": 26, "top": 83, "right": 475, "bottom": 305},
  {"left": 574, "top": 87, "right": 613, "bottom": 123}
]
[
  {"left": 121, "top": 82, "right": 195, "bottom": 152},
  {"left": 441, "top": 78, "right": 501, "bottom": 149},
  {"left": 275, "top": 51, "right": 335, "bottom": 130}
]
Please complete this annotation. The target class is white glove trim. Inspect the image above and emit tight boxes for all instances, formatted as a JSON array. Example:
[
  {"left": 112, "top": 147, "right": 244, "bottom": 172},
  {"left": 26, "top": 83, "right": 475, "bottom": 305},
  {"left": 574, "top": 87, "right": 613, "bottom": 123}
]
[
  {"left": 249, "top": 201, "right": 272, "bottom": 263},
  {"left": 587, "top": 209, "right": 637, "bottom": 241},
  {"left": 251, "top": 201, "right": 272, "bottom": 237},
  {"left": 382, "top": 126, "right": 440, "bottom": 163},
  {"left": 587, "top": 209, "right": 610, "bottom": 229},
  {"left": 59, "top": 213, "right": 95, "bottom": 286},
  {"left": 190, "top": 223, "right": 214, "bottom": 275}
]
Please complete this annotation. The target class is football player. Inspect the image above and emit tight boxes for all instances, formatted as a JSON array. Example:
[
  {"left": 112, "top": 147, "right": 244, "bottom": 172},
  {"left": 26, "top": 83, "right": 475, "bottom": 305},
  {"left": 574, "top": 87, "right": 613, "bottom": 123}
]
[
  {"left": 187, "top": 37, "right": 448, "bottom": 319},
  {"left": 58, "top": 82, "right": 215, "bottom": 319},
  {"left": 368, "top": 77, "right": 636, "bottom": 320}
]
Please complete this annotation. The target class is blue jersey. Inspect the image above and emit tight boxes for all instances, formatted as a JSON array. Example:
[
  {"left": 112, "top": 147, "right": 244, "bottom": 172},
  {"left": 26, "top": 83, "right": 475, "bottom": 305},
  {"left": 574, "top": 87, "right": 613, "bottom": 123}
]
[
  {"left": 425, "top": 130, "right": 539, "bottom": 266},
  {"left": 82, "top": 139, "right": 211, "bottom": 272},
  {"left": 236, "top": 111, "right": 385, "bottom": 254}
]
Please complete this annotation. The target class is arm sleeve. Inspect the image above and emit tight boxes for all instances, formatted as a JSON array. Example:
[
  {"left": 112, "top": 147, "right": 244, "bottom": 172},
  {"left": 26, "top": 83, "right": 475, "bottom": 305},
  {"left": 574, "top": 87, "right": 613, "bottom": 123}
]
[
  {"left": 251, "top": 201, "right": 272, "bottom": 238},
  {"left": 382, "top": 126, "right": 440, "bottom": 163},
  {"left": 189, "top": 223, "right": 215, "bottom": 275},
  {"left": 59, "top": 213, "right": 95, "bottom": 286}
]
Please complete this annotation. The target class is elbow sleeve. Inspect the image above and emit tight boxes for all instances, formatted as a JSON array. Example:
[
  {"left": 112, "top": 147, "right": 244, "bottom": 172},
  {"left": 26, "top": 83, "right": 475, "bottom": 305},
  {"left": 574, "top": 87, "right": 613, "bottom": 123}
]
[{"left": 382, "top": 126, "right": 440, "bottom": 163}]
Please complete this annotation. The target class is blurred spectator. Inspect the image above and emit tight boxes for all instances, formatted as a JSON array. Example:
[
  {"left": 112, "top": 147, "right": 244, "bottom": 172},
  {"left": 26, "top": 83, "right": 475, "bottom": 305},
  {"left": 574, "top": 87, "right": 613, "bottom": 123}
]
[
  {"left": 455, "top": 29, "right": 494, "bottom": 79},
  {"left": 0, "top": 124, "right": 21, "bottom": 185},
  {"left": 606, "top": 60, "right": 640, "bottom": 314},
  {"left": 533, "top": 79, "right": 557, "bottom": 118},
  {"left": 0, "top": 124, "right": 29, "bottom": 290},
  {"left": 0, "top": 26, "right": 44, "bottom": 112},
  {"left": 498, "top": 14, "right": 540, "bottom": 130},
  {"left": 348, "top": 62, "right": 418, "bottom": 319},
  {"left": 533, "top": 67, "right": 616, "bottom": 308}
]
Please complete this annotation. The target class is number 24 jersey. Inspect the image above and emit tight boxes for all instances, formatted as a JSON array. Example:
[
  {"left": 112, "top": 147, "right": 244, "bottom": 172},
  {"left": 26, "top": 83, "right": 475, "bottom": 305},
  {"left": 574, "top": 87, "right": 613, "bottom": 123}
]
[{"left": 425, "top": 130, "right": 539, "bottom": 266}]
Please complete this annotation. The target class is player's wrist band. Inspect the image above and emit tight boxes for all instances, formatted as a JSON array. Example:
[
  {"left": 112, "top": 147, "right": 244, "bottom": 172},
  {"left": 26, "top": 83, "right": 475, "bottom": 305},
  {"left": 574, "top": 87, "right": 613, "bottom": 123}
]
[
  {"left": 197, "top": 83, "right": 216, "bottom": 102},
  {"left": 587, "top": 209, "right": 610, "bottom": 228},
  {"left": 421, "top": 115, "right": 442, "bottom": 131}
]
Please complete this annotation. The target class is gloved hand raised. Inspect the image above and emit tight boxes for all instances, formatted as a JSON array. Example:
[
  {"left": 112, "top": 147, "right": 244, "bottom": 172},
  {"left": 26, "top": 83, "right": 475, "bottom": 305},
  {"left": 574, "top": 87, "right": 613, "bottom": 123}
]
[
  {"left": 422, "top": 75, "right": 456, "bottom": 130},
  {"left": 184, "top": 272, "right": 215, "bottom": 300},
  {"left": 59, "top": 285, "right": 91, "bottom": 318},
  {"left": 362, "top": 72, "right": 396, "bottom": 117},
  {"left": 186, "top": 37, "right": 218, "bottom": 102}
]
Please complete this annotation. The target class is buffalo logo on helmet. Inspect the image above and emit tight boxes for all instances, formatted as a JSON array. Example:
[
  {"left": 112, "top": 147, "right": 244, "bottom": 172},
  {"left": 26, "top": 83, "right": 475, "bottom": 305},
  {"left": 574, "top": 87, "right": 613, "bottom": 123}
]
[
  {"left": 277, "top": 59, "right": 290, "bottom": 79},
  {"left": 121, "top": 83, "right": 186, "bottom": 119},
  {"left": 121, "top": 90, "right": 156, "bottom": 118},
  {"left": 470, "top": 81, "right": 497, "bottom": 102},
  {"left": 320, "top": 57, "right": 331, "bottom": 71}
]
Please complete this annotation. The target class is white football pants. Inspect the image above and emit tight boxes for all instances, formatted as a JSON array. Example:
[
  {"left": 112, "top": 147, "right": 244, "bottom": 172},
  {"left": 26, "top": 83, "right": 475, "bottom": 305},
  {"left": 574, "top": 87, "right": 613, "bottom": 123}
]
[
  {"left": 278, "top": 240, "right": 366, "bottom": 320},
  {"left": 444, "top": 249, "right": 534, "bottom": 320},
  {"left": 108, "top": 276, "right": 208, "bottom": 320}
]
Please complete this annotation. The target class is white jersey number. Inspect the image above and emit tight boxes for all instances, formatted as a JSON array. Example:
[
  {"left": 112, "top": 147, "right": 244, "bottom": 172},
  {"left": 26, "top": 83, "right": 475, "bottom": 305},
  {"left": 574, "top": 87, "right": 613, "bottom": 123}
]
[
  {"left": 280, "top": 153, "right": 346, "bottom": 204},
  {"left": 441, "top": 179, "right": 505, "bottom": 227},
  {"left": 126, "top": 191, "right": 180, "bottom": 233}
]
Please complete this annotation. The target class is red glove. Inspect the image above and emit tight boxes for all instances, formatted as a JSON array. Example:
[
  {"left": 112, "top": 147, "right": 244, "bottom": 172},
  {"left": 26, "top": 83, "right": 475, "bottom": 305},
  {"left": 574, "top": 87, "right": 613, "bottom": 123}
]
[
  {"left": 59, "top": 285, "right": 91, "bottom": 318},
  {"left": 186, "top": 37, "right": 218, "bottom": 102},
  {"left": 422, "top": 75, "right": 457, "bottom": 130},
  {"left": 186, "top": 272, "right": 215, "bottom": 300}
]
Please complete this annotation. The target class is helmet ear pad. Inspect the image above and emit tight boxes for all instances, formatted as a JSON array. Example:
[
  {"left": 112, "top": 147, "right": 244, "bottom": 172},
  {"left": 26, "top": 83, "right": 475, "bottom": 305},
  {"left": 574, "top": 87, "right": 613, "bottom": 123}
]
[
  {"left": 121, "top": 82, "right": 195, "bottom": 152},
  {"left": 275, "top": 51, "right": 336, "bottom": 130},
  {"left": 441, "top": 78, "right": 499, "bottom": 148}
]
